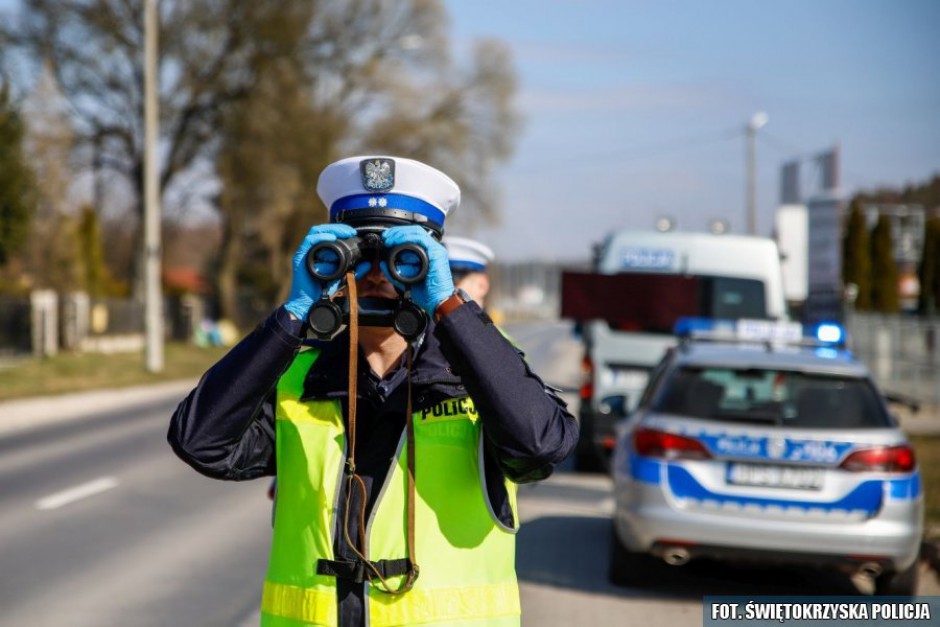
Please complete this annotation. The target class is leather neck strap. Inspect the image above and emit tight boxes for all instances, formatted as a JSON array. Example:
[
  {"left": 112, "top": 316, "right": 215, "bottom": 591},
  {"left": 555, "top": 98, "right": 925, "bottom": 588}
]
[{"left": 342, "top": 272, "right": 418, "bottom": 595}]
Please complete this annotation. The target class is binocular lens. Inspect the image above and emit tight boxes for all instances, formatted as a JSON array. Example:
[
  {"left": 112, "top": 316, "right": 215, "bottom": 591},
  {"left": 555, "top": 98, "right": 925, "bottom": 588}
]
[
  {"left": 306, "top": 241, "right": 353, "bottom": 282},
  {"left": 386, "top": 244, "right": 428, "bottom": 285},
  {"left": 306, "top": 236, "right": 429, "bottom": 285},
  {"left": 312, "top": 248, "right": 341, "bottom": 277}
]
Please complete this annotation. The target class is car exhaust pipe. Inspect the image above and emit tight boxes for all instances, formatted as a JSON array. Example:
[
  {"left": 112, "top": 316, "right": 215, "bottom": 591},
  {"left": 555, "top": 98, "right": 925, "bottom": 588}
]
[
  {"left": 661, "top": 547, "right": 691, "bottom": 566},
  {"left": 857, "top": 562, "right": 883, "bottom": 578}
]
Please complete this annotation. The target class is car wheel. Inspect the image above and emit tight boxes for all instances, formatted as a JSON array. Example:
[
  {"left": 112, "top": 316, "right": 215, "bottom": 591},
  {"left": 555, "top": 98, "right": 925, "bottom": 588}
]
[
  {"left": 609, "top": 522, "right": 662, "bottom": 587},
  {"left": 874, "top": 561, "right": 919, "bottom": 596}
]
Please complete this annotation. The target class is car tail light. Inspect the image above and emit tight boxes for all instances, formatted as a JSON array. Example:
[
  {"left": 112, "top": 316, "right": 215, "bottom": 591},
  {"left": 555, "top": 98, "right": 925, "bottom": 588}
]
[
  {"left": 839, "top": 445, "right": 916, "bottom": 473},
  {"left": 633, "top": 427, "right": 712, "bottom": 460},
  {"left": 579, "top": 353, "right": 593, "bottom": 401}
]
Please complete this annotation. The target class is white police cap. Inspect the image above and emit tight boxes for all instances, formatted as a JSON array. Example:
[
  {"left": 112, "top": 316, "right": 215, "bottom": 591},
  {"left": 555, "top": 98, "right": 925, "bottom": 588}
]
[
  {"left": 444, "top": 236, "right": 495, "bottom": 272},
  {"left": 317, "top": 156, "right": 460, "bottom": 233}
]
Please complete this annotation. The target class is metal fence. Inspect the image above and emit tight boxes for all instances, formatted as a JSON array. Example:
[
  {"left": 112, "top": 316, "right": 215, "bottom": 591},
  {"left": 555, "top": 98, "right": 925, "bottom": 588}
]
[
  {"left": 0, "top": 292, "right": 204, "bottom": 357},
  {"left": 846, "top": 312, "right": 940, "bottom": 404},
  {"left": 0, "top": 297, "right": 32, "bottom": 356},
  {"left": 88, "top": 298, "right": 144, "bottom": 336}
]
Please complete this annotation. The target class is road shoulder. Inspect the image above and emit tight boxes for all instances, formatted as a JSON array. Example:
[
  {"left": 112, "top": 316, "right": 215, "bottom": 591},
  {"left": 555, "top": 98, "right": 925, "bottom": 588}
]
[{"left": 0, "top": 380, "right": 197, "bottom": 438}]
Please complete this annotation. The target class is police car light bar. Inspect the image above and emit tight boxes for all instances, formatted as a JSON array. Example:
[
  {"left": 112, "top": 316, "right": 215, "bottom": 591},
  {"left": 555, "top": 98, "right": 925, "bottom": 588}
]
[
  {"left": 674, "top": 317, "right": 846, "bottom": 347},
  {"left": 812, "top": 322, "right": 845, "bottom": 345}
]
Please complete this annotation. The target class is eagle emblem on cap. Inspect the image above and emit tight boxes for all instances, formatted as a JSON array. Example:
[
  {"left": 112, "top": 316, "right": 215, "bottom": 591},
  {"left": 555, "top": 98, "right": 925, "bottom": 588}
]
[{"left": 360, "top": 158, "right": 395, "bottom": 192}]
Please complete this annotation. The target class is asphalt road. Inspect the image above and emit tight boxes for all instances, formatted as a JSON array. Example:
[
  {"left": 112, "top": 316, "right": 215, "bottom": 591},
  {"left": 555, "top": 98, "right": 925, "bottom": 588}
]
[
  {"left": 0, "top": 320, "right": 937, "bottom": 627},
  {"left": 0, "top": 393, "right": 269, "bottom": 626}
]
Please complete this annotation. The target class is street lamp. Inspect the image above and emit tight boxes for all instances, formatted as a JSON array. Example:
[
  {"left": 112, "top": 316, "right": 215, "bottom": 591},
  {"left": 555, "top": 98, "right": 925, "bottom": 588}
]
[{"left": 746, "top": 111, "right": 768, "bottom": 236}]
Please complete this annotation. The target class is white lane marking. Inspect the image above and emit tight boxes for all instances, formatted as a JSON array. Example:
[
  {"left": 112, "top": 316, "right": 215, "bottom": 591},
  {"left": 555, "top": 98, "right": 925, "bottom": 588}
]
[{"left": 35, "top": 476, "right": 119, "bottom": 510}]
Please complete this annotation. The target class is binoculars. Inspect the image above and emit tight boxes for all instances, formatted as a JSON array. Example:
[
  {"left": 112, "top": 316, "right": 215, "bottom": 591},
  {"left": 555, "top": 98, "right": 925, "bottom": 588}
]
[
  {"left": 305, "top": 230, "right": 429, "bottom": 285},
  {"left": 305, "top": 228, "right": 432, "bottom": 342}
]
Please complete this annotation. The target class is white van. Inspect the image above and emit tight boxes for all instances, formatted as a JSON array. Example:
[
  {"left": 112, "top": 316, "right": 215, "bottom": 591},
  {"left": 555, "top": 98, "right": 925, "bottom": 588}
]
[{"left": 563, "top": 230, "right": 788, "bottom": 470}]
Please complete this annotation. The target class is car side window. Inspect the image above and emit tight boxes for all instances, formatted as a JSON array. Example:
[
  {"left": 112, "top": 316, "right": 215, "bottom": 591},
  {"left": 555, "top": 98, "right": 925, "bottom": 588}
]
[{"left": 637, "top": 352, "right": 673, "bottom": 409}]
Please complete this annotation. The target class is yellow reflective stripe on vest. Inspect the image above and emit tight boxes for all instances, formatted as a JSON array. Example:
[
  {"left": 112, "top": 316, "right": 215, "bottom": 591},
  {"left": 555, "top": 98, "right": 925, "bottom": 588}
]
[
  {"left": 263, "top": 581, "right": 518, "bottom": 627},
  {"left": 369, "top": 582, "right": 520, "bottom": 626},
  {"left": 262, "top": 581, "right": 336, "bottom": 627}
]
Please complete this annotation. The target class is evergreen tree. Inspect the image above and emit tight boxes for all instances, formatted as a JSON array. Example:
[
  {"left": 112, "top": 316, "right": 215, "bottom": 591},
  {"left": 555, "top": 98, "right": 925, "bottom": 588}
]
[
  {"left": 870, "top": 214, "right": 900, "bottom": 313},
  {"left": 918, "top": 216, "right": 940, "bottom": 315},
  {"left": 0, "top": 84, "right": 37, "bottom": 266},
  {"left": 842, "top": 200, "right": 872, "bottom": 310}
]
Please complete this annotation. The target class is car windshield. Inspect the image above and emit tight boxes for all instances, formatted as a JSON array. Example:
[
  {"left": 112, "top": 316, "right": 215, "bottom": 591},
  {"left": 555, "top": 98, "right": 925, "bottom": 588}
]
[
  {"left": 653, "top": 366, "right": 891, "bottom": 428},
  {"left": 704, "top": 277, "right": 767, "bottom": 319}
]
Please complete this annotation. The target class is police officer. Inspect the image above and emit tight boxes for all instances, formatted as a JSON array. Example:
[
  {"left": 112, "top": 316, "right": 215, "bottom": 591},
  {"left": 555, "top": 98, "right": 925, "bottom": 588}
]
[
  {"left": 168, "top": 156, "right": 578, "bottom": 627},
  {"left": 444, "top": 236, "right": 495, "bottom": 307}
]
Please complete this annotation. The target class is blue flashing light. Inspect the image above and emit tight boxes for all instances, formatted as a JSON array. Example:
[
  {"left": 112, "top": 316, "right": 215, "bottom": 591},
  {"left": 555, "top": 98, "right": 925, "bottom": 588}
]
[{"left": 813, "top": 322, "right": 845, "bottom": 346}]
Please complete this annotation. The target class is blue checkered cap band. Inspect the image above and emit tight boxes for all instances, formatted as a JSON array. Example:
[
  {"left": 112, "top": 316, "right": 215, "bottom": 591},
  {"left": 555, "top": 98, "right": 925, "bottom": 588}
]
[
  {"left": 329, "top": 194, "right": 446, "bottom": 226},
  {"left": 317, "top": 155, "right": 460, "bottom": 225}
]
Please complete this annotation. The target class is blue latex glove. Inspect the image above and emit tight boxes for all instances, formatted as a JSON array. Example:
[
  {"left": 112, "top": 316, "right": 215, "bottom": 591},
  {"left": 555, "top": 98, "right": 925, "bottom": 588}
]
[
  {"left": 284, "top": 223, "right": 361, "bottom": 320},
  {"left": 381, "top": 225, "right": 455, "bottom": 315}
]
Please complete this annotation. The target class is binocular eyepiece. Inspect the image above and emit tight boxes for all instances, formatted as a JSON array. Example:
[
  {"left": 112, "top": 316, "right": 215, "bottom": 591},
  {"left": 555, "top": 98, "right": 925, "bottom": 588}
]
[{"left": 306, "top": 231, "right": 429, "bottom": 285}]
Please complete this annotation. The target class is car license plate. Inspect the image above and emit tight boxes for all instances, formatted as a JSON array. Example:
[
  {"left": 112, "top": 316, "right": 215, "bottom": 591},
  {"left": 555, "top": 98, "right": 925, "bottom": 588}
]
[{"left": 726, "top": 463, "right": 823, "bottom": 490}]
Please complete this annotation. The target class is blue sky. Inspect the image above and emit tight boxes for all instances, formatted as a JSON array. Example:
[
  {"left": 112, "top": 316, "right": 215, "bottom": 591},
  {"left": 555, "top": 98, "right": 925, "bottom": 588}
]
[{"left": 443, "top": 0, "right": 940, "bottom": 260}]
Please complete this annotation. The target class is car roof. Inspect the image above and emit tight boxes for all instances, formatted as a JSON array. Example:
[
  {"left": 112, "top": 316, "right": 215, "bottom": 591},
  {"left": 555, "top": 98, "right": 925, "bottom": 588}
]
[{"left": 670, "top": 340, "right": 870, "bottom": 377}]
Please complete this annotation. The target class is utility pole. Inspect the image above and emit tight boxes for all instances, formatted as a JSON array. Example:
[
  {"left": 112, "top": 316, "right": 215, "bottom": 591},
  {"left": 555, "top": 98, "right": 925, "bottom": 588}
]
[
  {"left": 144, "top": 0, "right": 163, "bottom": 372},
  {"left": 746, "top": 112, "right": 769, "bottom": 236}
]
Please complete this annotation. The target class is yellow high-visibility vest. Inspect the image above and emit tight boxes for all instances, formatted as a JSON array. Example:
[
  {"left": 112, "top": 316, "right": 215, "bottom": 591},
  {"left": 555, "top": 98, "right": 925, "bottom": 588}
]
[{"left": 261, "top": 349, "right": 521, "bottom": 627}]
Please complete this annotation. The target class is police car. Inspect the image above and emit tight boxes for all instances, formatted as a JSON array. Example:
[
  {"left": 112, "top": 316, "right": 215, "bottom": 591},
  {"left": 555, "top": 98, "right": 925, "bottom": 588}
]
[{"left": 609, "top": 319, "right": 924, "bottom": 594}]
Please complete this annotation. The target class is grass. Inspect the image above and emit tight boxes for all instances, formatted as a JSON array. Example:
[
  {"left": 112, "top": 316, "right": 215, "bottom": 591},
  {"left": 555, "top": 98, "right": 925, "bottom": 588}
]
[
  {"left": 911, "top": 436, "right": 940, "bottom": 531},
  {"left": 0, "top": 343, "right": 229, "bottom": 402}
]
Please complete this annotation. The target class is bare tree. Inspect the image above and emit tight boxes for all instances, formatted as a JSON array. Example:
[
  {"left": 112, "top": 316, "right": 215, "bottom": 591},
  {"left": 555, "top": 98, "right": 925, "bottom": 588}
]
[
  {"left": 3, "top": 0, "right": 521, "bottom": 324},
  {"left": 2, "top": 0, "right": 308, "bottom": 298},
  {"left": 18, "top": 63, "right": 81, "bottom": 291},
  {"left": 215, "top": 4, "right": 520, "bottom": 322}
]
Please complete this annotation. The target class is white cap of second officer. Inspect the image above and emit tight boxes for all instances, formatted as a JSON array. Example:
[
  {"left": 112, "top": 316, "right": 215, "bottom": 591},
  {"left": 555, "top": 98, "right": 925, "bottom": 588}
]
[
  {"left": 444, "top": 236, "right": 495, "bottom": 273},
  {"left": 317, "top": 156, "right": 460, "bottom": 232}
]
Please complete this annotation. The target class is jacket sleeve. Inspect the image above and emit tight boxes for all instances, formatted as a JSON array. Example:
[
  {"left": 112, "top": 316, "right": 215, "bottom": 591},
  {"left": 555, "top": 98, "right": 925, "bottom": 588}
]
[
  {"left": 167, "top": 307, "right": 305, "bottom": 481},
  {"left": 433, "top": 302, "right": 579, "bottom": 483}
]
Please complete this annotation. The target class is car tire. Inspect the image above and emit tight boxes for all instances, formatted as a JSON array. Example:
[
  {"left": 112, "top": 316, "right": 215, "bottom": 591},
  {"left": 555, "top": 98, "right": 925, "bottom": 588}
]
[
  {"left": 874, "top": 561, "right": 919, "bottom": 596},
  {"left": 609, "top": 522, "right": 662, "bottom": 587}
]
